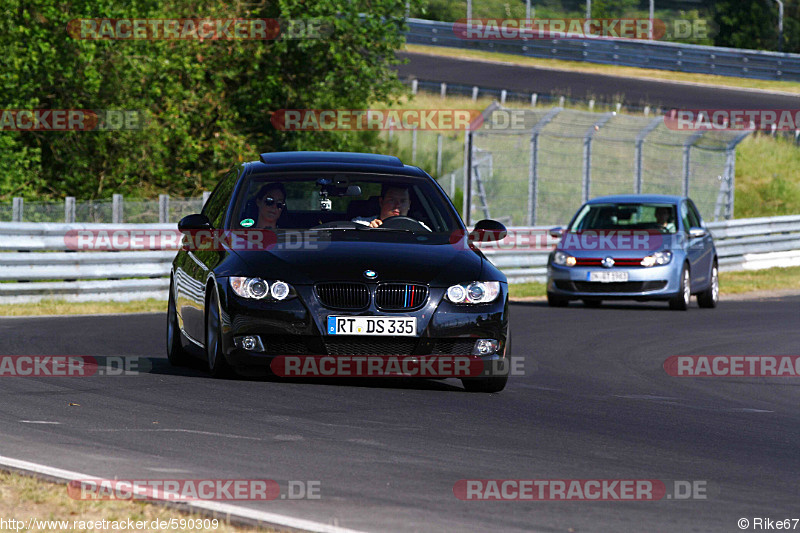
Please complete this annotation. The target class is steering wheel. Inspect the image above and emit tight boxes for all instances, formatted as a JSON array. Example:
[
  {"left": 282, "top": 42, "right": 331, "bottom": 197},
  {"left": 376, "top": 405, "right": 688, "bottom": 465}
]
[{"left": 379, "top": 216, "right": 431, "bottom": 232}]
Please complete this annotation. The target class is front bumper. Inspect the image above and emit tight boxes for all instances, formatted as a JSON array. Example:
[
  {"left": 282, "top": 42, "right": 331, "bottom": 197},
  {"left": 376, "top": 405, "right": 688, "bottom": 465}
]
[
  {"left": 217, "top": 282, "right": 510, "bottom": 368},
  {"left": 547, "top": 264, "right": 680, "bottom": 300}
]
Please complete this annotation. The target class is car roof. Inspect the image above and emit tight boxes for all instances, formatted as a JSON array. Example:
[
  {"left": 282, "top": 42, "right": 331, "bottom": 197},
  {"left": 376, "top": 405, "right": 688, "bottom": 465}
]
[
  {"left": 246, "top": 151, "right": 429, "bottom": 178},
  {"left": 586, "top": 194, "right": 684, "bottom": 205}
]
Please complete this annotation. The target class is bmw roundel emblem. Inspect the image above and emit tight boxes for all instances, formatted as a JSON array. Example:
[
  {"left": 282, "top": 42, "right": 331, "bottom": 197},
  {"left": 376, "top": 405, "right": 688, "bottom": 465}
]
[
  {"left": 601, "top": 257, "right": 615, "bottom": 268},
  {"left": 364, "top": 269, "right": 378, "bottom": 279}
]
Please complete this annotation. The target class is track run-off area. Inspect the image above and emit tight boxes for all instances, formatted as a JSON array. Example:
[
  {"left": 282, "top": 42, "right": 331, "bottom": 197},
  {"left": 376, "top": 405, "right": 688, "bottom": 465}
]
[{"left": 0, "top": 296, "right": 798, "bottom": 532}]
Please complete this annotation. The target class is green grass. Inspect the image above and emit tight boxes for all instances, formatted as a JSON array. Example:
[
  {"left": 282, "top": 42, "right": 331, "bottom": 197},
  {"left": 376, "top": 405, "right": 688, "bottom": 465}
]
[
  {"left": 0, "top": 298, "right": 165, "bottom": 317},
  {"left": 508, "top": 266, "right": 800, "bottom": 300},
  {"left": 734, "top": 135, "right": 800, "bottom": 218}
]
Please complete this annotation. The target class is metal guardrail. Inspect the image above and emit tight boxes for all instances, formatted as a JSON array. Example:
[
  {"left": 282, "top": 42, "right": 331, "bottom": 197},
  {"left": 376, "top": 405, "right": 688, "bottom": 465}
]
[
  {"left": 405, "top": 18, "right": 800, "bottom": 82},
  {"left": 0, "top": 216, "right": 798, "bottom": 303}
]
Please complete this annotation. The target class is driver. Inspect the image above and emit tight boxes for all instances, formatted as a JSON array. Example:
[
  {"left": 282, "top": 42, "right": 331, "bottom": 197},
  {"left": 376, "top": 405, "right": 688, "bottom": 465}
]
[
  {"left": 655, "top": 206, "right": 676, "bottom": 233},
  {"left": 352, "top": 184, "right": 413, "bottom": 228}
]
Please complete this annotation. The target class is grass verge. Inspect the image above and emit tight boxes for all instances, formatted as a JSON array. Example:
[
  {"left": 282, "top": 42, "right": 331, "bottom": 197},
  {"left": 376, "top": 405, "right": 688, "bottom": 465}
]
[
  {"left": 404, "top": 44, "right": 800, "bottom": 95},
  {"left": 0, "top": 470, "right": 279, "bottom": 532},
  {"left": 0, "top": 299, "right": 165, "bottom": 317},
  {"left": 508, "top": 266, "right": 800, "bottom": 299}
]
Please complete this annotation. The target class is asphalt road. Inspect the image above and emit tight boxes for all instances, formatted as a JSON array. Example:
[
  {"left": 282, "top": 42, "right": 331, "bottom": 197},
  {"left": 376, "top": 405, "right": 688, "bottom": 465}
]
[
  {"left": 395, "top": 51, "right": 800, "bottom": 109},
  {"left": 1, "top": 298, "right": 799, "bottom": 532}
]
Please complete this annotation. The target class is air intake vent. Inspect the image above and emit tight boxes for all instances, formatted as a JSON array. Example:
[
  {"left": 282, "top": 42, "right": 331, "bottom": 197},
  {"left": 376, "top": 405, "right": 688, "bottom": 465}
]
[
  {"left": 315, "top": 283, "right": 370, "bottom": 309},
  {"left": 375, "top": 283, "right": 428, "bottom": 310}
]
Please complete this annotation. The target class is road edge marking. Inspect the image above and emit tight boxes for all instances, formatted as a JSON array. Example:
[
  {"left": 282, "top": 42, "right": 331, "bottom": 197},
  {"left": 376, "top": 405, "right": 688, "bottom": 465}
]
[{"left": 0, "top": 454, "right": 369, "bottom": 533}]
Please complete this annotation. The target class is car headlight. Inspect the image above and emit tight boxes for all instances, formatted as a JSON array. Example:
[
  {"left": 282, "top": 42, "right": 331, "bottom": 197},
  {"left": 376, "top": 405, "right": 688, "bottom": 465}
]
[
  {"left": 641, "top": 251, "right": 672, "bottom": 267},
  {"left": 553, "top": 251, "right": 577, "bottom": 267},
  {"left": 445, "top": 281, "right": 501, "bottom": 304},
  {"left": 230, "top": 277, "right": 292, "bottom": 300}
]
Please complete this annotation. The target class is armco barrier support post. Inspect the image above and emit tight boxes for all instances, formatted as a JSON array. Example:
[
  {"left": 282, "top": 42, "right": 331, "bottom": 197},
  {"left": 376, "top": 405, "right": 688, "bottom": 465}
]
[
  {"left": 112, "top": 194, "right": 123, "bottom": 224},
  {"left": 472, "top": 86, "right": 479, "bottom": 102},
  {"left": 12, "top": 198, "right": 22, "bottom": 222},
  {"left": 159, "top": 194, "right": 169, "bottom": 224},
  {"left": 65, "top": 197, "right": 76, "bottom": 223},
  {"left": 202, "top": 190, "right": 211, "bottom": 207},
  {"left": 411, "top": 128, "right": 418, "bottom": 164}
]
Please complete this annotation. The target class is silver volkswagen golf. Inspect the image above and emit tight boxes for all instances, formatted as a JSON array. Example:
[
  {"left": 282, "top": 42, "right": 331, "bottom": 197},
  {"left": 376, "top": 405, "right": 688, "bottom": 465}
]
[{"left": 546, "top": 195, "right": 718, "bottom": 310}]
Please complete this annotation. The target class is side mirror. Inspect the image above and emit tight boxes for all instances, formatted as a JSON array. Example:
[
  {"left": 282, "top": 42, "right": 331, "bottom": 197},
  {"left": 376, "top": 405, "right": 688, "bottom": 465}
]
[
  {"left": 688, "top": 227, "right": 707, "bottom": 238},
  {"left": 178, "top": 213, "right": 212, "bottom": 231},
  {"left": 471, "top": 219, "right": 507, "bottom": 242},
  {"left": 549, "top": 226, "right": 564, "bottom": 239}
]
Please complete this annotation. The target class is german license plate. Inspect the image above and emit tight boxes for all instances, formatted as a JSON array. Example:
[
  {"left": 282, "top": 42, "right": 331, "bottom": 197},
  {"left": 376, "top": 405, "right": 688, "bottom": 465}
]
[
  {"left": 588, "top": 271, "right": 629, "bottom": 283},
  {"left": 327, "top": 316, "right": 417, "bottom": 336}
]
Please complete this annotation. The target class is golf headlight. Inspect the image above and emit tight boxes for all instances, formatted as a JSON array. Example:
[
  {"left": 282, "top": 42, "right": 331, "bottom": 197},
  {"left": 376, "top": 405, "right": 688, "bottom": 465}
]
[
  {"left": 230, "top": 277, "right": 292, "bottom": 300},
  {"left": 553, "top": 251, "right": 577, "bottom": 267},
  {"left": 640, "top": 250, "right": 672, "bottom": 267},
  {"left": 445, "top": 281, "right": 501, "bottom": 304}
]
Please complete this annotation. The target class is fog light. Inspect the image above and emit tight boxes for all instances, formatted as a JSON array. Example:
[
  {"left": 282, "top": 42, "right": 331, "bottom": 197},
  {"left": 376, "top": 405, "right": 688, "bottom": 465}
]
[
  {"left": 234, "top": 335, "right": 264, "bottom": 352},
  {"left": 472, "top": 339, "right": 499, "bottom": 356},
  {"left": 242, "top": 336, "right": 257, "bottom": 350}
]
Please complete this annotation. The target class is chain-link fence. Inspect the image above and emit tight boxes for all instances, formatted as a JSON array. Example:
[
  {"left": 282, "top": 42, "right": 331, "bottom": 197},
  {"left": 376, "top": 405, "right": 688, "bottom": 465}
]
[
  {"left": 466, "top": 104, "right": 750, "bottom": 226},
  {"left": 0, "top": 194, "right": 209, "bottom": 224}
]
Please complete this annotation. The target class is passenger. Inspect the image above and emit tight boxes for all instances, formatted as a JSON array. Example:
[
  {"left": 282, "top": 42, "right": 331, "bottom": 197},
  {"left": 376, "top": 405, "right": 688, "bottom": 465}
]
[{"left": 254, "top": 183, "right": 286, "bottom": 229}]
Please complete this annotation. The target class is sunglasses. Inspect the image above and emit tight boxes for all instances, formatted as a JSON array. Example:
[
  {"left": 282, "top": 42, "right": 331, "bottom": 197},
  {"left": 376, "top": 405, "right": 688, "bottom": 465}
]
[{"left": 261, "top": 197, "right": 286, "bottom": 209}]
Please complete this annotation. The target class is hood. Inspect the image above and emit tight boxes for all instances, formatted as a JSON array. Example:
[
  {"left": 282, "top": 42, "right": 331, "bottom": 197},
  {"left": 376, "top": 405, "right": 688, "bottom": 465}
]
[{"left": 231, "top": 240, "right": 482, "bottom": 286}]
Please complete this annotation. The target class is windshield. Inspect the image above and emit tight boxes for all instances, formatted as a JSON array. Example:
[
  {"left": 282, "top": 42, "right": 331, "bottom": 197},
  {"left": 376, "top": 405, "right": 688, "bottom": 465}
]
[
  {"left": 568, "top": 203, "right": 678, "bottom": 234},
  {"left": 228, "top": 172, "right": 463, "bottom": 244}
]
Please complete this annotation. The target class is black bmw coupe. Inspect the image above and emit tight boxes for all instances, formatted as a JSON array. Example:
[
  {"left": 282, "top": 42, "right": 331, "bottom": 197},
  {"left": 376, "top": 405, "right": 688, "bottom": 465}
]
[{"left": 167, "top": 151, "right": 511, "bottom": 392}]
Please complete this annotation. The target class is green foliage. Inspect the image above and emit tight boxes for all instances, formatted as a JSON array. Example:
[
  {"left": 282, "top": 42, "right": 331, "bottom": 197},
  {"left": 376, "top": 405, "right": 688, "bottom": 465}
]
[{"left": 0, "top": 0, "right": 419, "bottom": 200}]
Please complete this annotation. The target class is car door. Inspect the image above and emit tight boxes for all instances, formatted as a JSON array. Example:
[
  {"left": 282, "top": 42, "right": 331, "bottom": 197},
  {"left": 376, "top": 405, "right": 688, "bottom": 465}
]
[
  {"left": 180, "top": 168, "right": 239, "bottom": 342},
  {"left": 681, "top": 200, "right": 712, "bottom": 289}
]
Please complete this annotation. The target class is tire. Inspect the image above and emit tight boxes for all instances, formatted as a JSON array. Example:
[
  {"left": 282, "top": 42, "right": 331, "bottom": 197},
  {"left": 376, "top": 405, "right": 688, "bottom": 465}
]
[
  {"left": 582, "top": 299, "right": 602, "bottom": 308},
  {"left": 697, "top": 262, "right": 719, "bottom": 309},
  {"left": 547, "top": 292, "right": 569, "bottom": 307},
  {"left": 206, "top": 288, "right": 234, "bottom": 378},
  {"left": 668, "top": 264, "right": 691, "bottom": 311},
  {"left": 166, "top": 283, "right": 192, "bottom": 366}
]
